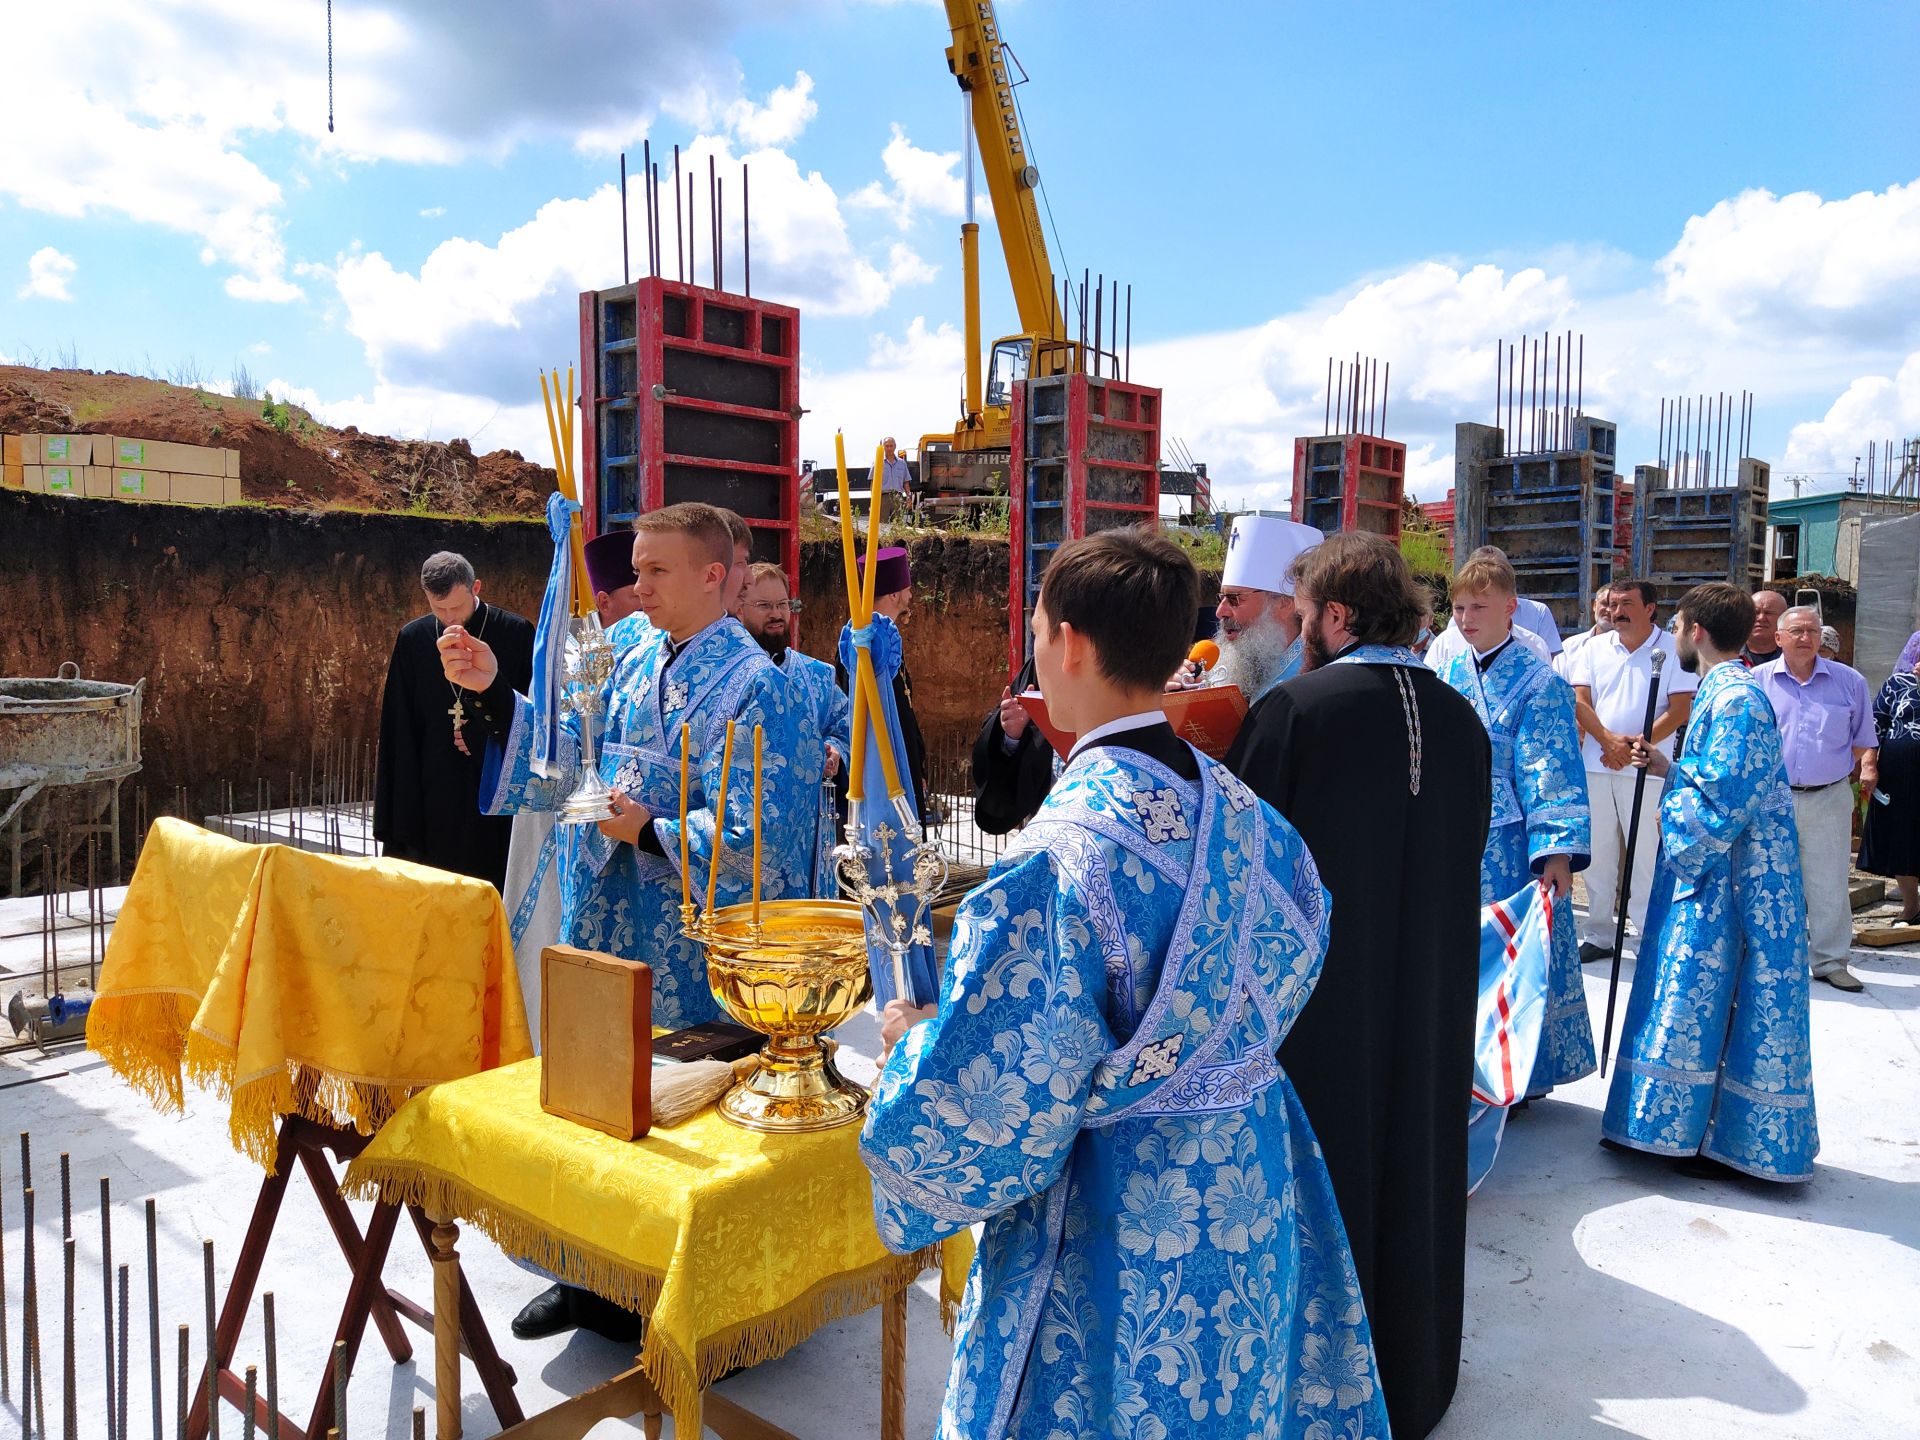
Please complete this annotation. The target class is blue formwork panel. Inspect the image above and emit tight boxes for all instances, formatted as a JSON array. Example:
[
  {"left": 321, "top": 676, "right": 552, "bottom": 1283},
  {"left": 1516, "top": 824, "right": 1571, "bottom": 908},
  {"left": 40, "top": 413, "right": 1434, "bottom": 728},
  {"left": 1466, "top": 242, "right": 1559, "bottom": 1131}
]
[{"left": 1631, "top": 459, "right": 1770, "bottom": 608}]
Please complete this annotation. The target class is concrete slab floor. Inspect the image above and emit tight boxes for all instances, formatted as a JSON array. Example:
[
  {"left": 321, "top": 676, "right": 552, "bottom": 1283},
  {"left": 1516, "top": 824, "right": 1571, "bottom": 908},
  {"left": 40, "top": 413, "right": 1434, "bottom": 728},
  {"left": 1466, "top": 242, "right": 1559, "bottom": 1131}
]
[{"left": 0, "top": 930, "right": 1913, "bottom": 1438}]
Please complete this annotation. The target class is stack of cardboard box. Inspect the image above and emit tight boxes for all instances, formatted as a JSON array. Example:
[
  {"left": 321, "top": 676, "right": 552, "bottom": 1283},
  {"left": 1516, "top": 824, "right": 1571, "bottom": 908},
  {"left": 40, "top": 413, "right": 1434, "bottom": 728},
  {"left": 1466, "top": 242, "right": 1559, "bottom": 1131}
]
[{"left": 1, "top": 434, "right": 242, "bottom": 504}]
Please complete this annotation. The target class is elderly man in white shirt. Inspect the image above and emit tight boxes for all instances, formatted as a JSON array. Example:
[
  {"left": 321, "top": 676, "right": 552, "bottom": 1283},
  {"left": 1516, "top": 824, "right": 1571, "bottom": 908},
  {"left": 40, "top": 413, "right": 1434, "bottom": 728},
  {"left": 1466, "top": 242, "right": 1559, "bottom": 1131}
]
[{"left": 1563, "top": 577, "right": 1699, "bottom": 962}]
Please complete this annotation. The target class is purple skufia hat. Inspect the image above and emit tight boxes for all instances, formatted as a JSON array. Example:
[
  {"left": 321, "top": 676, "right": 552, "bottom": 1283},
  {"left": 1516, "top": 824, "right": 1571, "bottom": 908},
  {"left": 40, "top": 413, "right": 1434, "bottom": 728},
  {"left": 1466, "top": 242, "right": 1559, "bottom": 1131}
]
[
  {"left": 583, "top": 531, "right": 637, "bottom": 595},
  {"left": 857, "top": 546, "right": 911, "bottom": 597}
]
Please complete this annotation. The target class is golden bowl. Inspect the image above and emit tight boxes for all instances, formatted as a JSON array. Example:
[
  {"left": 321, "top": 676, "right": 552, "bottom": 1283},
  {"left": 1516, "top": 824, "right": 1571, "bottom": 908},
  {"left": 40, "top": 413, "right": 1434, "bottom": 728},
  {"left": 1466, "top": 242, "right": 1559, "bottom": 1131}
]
[{"left": 690, "top": 899, "right": 873, "bottom": 1133}]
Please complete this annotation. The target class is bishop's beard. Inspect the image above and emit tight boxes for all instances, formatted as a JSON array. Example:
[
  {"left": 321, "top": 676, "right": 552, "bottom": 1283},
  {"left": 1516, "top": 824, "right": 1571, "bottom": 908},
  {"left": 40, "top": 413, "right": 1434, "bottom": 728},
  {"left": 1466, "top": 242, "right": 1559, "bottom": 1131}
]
[{"left": 1212, "top": 612, "right": 1294, "bottom": 697}]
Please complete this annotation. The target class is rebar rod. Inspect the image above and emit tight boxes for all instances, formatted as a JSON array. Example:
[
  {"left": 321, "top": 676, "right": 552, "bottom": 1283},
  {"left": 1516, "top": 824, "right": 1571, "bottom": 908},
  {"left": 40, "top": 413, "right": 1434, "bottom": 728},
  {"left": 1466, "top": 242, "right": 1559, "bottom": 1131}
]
[
  {"left": 117, "top": 1264, "right": 130, "bottom": 1440},
  {"left": 202, "top": 1242, "right": 218, "bottom": 1440},
  {"left": 263, "top": 1293, "right": 278, "bottom": 1440},
  {"left": 62, "top": 1237, "right": 76, "bottom": 1440},
  {"left": 101, "top": 1177, "right": 116, "bottom": 1440},
  {"left": 176, "top": 1326, "right": 188, "bottom": 1440},
  {"left": 147, "top": 1200, "right": 161, "bottom": 1440}
]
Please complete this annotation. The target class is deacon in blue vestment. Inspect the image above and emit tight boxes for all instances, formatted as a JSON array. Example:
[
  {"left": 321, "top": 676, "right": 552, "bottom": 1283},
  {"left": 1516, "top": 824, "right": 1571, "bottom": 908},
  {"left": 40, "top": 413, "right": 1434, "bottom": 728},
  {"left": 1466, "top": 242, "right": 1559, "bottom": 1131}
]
[
  {"left": 862, "top": 530, "right": 1388, "bottom": 1440},
  {"left": 1604, "top": 582, "right": 1818, "bottom": 1182},
  {"left": 740, "top": 560, "right": 851, "bottom": 895},
  {"left": 441, "top": 502, "right": 812, "bottom": 1031},
  {"left": 1433, "top": 553, "right": 1596, "bottom": 1092}
]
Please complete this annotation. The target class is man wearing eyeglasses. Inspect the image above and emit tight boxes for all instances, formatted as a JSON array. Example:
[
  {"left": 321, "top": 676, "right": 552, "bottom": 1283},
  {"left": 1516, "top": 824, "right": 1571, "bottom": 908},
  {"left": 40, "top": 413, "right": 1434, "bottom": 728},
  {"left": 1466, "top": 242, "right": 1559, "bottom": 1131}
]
[
  {"left": 741, "top": 562, "right": 851, "bottom": 893},
  {"left": 1754, "top": 606, "right": 1878, "bottom": 991}
]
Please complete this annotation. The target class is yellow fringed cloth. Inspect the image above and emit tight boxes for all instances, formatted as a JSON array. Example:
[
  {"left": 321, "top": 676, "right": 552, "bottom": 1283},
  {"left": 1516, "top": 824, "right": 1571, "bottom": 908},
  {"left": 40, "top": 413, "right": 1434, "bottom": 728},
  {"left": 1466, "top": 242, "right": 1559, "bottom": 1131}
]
[
  {"left": 86, "top": 818, "right": 533, "bottom": 1168},
  {"left": 343, "top": 1058, "right": 972, "bottom": 1435}
]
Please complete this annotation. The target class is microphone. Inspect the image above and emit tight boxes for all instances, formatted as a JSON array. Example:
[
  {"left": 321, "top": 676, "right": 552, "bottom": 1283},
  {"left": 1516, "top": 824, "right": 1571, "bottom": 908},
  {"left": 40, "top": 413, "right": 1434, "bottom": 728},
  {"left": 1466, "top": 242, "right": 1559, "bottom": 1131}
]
[{"left": 1188, "top": 640, "right": 1219, "bottom": 677}]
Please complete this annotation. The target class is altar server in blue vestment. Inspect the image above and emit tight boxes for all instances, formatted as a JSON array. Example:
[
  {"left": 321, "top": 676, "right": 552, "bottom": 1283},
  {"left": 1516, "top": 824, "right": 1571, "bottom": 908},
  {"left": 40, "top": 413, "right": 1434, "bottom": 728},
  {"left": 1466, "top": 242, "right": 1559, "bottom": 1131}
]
[
  {"left": 862, "top": 529, "right": 1388, "bottom": 1440},
  {"left": 1433, "top": 553, "right": 1596, "bottom": 1093},
  {"left": 1604, "top": 582, "right": 1818, "bottom": 1182},
  {"left": 440, "top": 502, "right": 811, "bottom": 1031},
  {"left": 502, "top": 528, "right": 655, "bottom": 1045},
  {"left": 740, "top": 561, "right": 851, "bottom": 894}
]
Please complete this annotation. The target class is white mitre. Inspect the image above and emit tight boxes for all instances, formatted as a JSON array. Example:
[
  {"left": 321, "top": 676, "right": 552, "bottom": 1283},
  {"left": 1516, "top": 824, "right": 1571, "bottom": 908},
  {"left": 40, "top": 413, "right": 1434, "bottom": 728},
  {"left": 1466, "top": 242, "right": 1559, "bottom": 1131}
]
[{"left": 1221, "top": 515, "right": 1324, "bottom": 596}]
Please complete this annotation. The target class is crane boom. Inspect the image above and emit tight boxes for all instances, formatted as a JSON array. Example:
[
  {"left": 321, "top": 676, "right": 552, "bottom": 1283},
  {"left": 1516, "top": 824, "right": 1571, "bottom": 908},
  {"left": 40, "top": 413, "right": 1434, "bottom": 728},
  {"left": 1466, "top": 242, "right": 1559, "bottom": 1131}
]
[{"left": 944, "top": 0, "right": 1055, "bottom": 336}]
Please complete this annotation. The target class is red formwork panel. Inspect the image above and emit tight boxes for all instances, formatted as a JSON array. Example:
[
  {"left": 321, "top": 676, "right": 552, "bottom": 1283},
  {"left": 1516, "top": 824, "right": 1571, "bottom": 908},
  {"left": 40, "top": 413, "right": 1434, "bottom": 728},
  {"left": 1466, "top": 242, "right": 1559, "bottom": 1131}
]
[
  {"left": 578, "top": 278, "right": 801, "bottom": 592},
  {"left": 1290, "top": 434, "right": 1407, "bottom": 539},
  {"left": 1008, "top": 373, "right": 1162, "bottom": 679}
]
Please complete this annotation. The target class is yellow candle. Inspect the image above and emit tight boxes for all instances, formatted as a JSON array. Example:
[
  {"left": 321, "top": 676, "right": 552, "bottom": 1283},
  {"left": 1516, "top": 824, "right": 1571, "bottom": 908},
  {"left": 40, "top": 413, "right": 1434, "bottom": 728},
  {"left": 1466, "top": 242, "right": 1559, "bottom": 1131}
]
[
  {"left": 751, "top": 724, "right": 764, "bottom": 926},
  {"left": 833, "top": 432, "right": 860, "bottom": 610},
  {"left": 833, "top": 432, "right": 870, "bottom": 801},
  {"left": 707, "top": 721, "right": 738, "bottom": 915},
  {"left": 860, "top": 443, "right": 885, "bottom": 619},
  {"left": 540, "top": 368, "right": 596, "bottom": 618},
  {"left": 855, "top": 652, "right": 904, "bottom": 798},
  {"left": 679, "top": 722, "right": 691, "bottom": 913}
]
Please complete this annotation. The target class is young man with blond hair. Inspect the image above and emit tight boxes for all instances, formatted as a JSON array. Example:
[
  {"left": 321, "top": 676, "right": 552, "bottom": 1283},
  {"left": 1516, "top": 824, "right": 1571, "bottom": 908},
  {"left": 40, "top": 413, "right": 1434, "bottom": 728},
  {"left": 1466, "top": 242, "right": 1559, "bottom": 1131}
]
[{"left": 1431, "top": 552, "right": 1595, "bottom": 1182}]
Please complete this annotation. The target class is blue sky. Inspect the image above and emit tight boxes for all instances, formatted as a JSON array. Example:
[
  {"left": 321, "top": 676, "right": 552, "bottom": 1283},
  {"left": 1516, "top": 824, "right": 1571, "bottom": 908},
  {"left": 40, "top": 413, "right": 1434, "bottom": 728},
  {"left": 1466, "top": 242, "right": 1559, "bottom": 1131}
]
[{"left": 5, "top": 0, "right": 1917, "bottom": 506}]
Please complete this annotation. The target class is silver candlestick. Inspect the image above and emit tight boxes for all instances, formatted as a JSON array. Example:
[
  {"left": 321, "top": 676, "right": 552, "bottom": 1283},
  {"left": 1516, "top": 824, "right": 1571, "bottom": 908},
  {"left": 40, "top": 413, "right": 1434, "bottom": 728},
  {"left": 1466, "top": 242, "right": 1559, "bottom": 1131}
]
[
  {"left": 833, "top": 792, "right": 947, "bottom": 1003},
  {"left": 555, "top": 613, "right": 618, "bottom": 825}
]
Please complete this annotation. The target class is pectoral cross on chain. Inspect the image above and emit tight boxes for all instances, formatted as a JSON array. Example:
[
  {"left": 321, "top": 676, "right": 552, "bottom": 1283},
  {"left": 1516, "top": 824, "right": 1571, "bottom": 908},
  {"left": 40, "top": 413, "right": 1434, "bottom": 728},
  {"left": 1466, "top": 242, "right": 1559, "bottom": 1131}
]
[{"left": 448, "top": 694, "right": 471, "bottom": 755}]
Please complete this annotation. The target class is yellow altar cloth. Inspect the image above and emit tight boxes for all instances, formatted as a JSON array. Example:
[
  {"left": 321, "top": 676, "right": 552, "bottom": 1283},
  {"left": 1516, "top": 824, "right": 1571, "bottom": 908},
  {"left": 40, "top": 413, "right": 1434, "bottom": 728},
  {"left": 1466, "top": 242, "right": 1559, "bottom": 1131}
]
[
  {"left": 343, "top": 1058, "right": 970, "bottom": 1433},
  {"left": 87, "top": 818, "right": 532, "bottom": 1168}
]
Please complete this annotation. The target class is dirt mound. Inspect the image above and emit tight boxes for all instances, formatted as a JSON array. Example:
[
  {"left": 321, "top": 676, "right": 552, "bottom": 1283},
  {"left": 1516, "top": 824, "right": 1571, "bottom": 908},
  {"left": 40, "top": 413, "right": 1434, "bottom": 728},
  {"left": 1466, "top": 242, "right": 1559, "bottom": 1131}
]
[{"left": 0, "top": 365, "right": 552, "bottom": 517}]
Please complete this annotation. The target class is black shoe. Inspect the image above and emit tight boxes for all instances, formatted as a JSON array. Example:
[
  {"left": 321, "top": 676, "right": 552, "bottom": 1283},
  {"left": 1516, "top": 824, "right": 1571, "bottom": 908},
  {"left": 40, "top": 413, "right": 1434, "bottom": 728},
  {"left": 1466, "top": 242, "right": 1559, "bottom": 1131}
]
[
  {"left": 1579, "top": 942, "right": 1614, "bottom": 965},
  {"left": 1676, "top": 1153, "right": 1741, "bottom": 1180},
  {"left": 511, "top": 1283, "right": 576, "bottom": 1340}
]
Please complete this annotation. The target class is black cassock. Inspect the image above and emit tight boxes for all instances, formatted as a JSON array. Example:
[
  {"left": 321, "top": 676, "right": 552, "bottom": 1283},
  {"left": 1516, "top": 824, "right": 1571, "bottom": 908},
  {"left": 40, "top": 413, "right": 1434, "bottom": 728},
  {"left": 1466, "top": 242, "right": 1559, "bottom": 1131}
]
[
  {"left": 1227, "top": 657, "right": 1490, "bottom": 1440},
  {"left": 373, "top": 602, "right": 534, "bottom": 891},
  {"left": 969, "top": 656, "right": 1054, "bottom": 834}
]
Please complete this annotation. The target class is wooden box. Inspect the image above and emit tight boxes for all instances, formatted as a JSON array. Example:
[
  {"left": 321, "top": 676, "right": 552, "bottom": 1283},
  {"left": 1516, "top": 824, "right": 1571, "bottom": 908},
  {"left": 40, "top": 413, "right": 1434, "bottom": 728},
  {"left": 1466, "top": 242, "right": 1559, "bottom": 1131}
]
[{"left": 540, "top": 945, "right": 653, "bottom": 1139}]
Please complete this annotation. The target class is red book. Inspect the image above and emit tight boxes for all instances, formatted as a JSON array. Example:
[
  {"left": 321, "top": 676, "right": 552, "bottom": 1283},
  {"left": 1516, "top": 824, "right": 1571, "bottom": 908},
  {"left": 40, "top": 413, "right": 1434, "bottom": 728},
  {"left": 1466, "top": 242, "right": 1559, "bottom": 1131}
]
[{"left": 1018, "top": 686, "right": 1248, "bottom": 761}]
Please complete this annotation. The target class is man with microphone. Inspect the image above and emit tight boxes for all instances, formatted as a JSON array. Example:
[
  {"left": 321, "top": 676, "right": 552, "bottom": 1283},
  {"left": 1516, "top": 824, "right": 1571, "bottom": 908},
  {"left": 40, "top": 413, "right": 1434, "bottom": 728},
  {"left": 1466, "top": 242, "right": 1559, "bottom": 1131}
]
[{"left": 1181, "top": 514, "right": 1323, "bottom": 701}]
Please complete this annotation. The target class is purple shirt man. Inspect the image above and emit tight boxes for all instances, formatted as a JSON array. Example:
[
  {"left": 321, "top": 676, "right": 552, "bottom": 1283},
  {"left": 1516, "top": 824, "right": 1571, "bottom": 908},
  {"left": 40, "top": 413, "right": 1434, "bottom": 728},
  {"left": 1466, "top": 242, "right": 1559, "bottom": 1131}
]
[
  {"left": 1755, "top": 655, "right": 1877, "bottom": 787},
  {"left": 1754, "top": 606, "right": 1880, "bottom": 989}
]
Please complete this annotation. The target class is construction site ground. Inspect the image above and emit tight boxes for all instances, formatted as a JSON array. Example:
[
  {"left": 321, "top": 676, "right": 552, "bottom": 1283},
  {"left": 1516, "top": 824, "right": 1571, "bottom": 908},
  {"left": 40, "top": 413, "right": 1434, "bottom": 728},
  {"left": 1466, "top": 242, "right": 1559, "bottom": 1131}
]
[
  {"left": 1, "top": 890, "right": 1915, "bottom": 1439},
  {"left": 0, "top": 366, "right": 555, "bottom": 517}
]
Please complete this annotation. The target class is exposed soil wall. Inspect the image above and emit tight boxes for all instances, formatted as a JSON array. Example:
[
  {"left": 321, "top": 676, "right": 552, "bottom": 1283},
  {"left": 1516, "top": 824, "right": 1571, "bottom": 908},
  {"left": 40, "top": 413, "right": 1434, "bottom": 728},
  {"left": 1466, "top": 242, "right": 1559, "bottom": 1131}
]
[{"left": 0, "top": 495, "right": 1019, "bottom": 829}]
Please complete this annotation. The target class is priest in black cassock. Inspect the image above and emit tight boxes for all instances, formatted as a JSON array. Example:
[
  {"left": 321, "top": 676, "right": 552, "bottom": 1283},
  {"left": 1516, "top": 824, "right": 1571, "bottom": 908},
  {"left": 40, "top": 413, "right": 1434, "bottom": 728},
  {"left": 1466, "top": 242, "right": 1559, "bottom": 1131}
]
[
  {"left": 1226, "top": 530, "right": 1490, "bottom": 1440},
  {"left": 374, "top": 550, "right": 534, "bottom": 890},
  {"left": 969, "top": 656, "right": 1054, "bottom": 834}
]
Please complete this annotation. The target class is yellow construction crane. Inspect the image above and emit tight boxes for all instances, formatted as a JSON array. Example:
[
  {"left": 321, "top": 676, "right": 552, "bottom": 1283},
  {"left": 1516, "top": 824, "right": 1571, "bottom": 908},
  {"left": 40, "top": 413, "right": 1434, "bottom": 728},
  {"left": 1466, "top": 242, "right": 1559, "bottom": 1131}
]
[{"left": 917, "top": 0, "right": 1105, "bottom": 499}]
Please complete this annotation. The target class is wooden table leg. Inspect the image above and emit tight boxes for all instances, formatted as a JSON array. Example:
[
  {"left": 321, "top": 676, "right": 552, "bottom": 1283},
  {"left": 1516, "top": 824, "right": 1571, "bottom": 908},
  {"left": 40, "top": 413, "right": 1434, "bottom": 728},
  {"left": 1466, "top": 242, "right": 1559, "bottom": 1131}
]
[
  {"left": 428, "top": 1211, "right": 462, "bottom": 1440},
  {"left": 187, "top": 1123, "right": 298, "bottom": 1440},
  {"left": 304, "top": 1197, "right": 405, "bottom": 1440},
  {"left": 881, "top": 1287, "right": 906, "bottom": 1440}
]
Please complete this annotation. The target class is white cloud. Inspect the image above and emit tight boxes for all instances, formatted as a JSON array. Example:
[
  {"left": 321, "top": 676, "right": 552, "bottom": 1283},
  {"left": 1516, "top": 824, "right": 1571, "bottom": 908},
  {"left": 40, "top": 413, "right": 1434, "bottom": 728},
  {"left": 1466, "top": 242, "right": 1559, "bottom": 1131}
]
[
  {"left": 801, "top": 318, "right": 966, "bottom": 460},
  {"left": 1782, "top": 352, "right": 1920, "bottom": 481},
  {"left": 327, "top": 135, "right": 934, "bottom": 428},
  {"left": 724, "top": 72, "right": 819, "bottom": 149},
  {"left": 419, "top": 206, "right": 446, "bottom": 220},
  {"left": 0, "top": 3, "right": 819, "bottom": 301},
  {"left": 849, "top": 124, "right": 986, "bottom": 227},
  {"left": 18, "top": 247, "right": 77, "bottom": 301},
  {"left": 1659, "top": 181, "right": 1920, "bottom": 342}
]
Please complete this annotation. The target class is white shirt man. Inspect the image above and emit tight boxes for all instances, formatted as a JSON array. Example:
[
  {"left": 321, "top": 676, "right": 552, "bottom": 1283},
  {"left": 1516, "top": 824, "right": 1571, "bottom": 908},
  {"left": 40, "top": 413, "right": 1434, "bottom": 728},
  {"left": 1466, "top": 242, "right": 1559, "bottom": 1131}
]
[
  {"left": 1563, "top": 579, "right": 1698, "bottom": 959},
  {"left": 1555, "top": 586, "right": 1613, "bottom": 677}
]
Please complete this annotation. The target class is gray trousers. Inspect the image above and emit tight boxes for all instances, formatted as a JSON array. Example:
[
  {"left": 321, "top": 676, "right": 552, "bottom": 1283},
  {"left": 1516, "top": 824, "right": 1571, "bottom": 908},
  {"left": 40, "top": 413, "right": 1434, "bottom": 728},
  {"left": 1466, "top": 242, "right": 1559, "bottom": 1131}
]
[{"left": 1792, "top": 781, "right": 1855, "bottom": 975}]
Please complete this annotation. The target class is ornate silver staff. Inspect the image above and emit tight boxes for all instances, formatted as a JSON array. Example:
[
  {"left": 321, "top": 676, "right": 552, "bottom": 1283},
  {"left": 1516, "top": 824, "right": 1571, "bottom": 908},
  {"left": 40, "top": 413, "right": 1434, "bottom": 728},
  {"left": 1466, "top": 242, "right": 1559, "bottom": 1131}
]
[{"left": 834, "top": 792, "right": 947, "bottom": 1005}]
